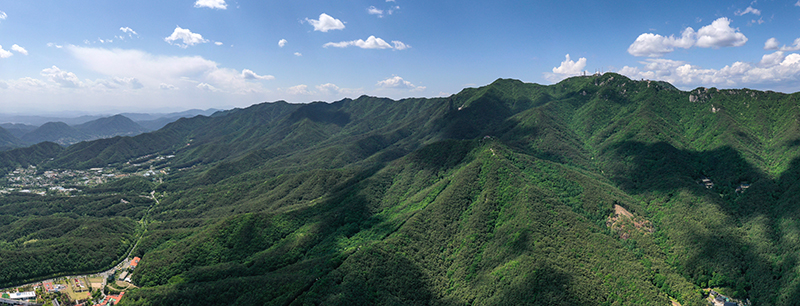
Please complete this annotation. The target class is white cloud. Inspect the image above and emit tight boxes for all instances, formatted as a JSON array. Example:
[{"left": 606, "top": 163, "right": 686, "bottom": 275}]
[
  {"left": 0, "top": 11, "right": 6, "bottom": 21},
  {"left": 214, "top": 41, "right": 223, "bottom": 46},
  {"left": 94, "top": 77, "right": 144, "bottom": 90},
  {"left": 316, "top": 83, "right": 340, "bottom": 94},
  {"left": 120, "top": 27, "right": 138, "bottom": 37},
  {"left": 241, "top": 69, "right": 274, "bottom": 80},
  {"left": 47, "top": 43, "right": 63, "bottom": 49},
  {"left": 368, "top": 6, "right": 384, "bottom": 17},
  {"left": 160, "top": 83, "right": 178, "bottom": 90},
  {"left": 0, "top": 45, "right": 12, "bottom": 58},
  {"left": 324, "top": 35, "right": 409, "bottom": 50},
  {"left": 759, "top": 51, "right": 785, "bottom": 67},
  {"left": 765, "top": 37, "right": 780, "bottom": 50},
  {"left": 619, "top": 52, "right": 800, "bottom": 89},
  {"left": 628, "top": 28, "right": 696, "bottom": 57},
  {"left": 544, "top": 54, "right": 587, "bottom": 82},
  {"left": 41, "top": 66, "right": 83, "bottom": 88},
  {"left": 763, "top": 38, "right": 800, "bottom": 51},
  {"left": 164, "top": 26, "right": 209, "bottom": 48},
  {"left": 628, "top": 18, "right": 747, "bottom": 57},
  {"left": 695, "top": 17, "right": 747, "bottom": 48},
  {"left": 0, "top": 80, "right": 8, "bottom": 89},
  {"left": 376, "top": 76, "right": 425, "bottom": 91},
  {"left": 392, "top": 40, "right": 409, "bottom": 50},
  {"left": 796, "top": 1, "right": 800, "bottom": 6},
  {"left": 735, "top": 6, "right": 761, "bottom": 16},
  {"left": 315, "top": 83, "right": 363, "bottom": 96},
  {"left": 294, "top": 52, "right": 302, "bottom": 56},
  {"left": 306, "top": 13, "right": 345, "bottom": 32},
  {"left": 194, "top": 0, "right": 227, "bottom": 9},
  {"left": 286, "top": 84, "right": 311, "bottom": 95},
  {"left": 66, "top": 46, "right": 269, "bottom": 95},
  {"left": 197, "top": 83, "right": 220, "bottom": 91},
  {"left": 11, "top": 44, "right": 28, "bottom": 55},
  {"left": 278, "top": 39, "right": 287, "bottom": 48}
]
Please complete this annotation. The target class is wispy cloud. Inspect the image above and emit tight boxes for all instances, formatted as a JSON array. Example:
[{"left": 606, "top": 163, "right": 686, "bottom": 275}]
[{"left": 194, "top": 0, "right": 227, "bottom": 9}]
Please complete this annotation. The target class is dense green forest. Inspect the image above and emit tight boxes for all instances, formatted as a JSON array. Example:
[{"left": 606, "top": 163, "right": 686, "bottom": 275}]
[{"left": 3, "top": 73, "right": 800, "bottom": 305}]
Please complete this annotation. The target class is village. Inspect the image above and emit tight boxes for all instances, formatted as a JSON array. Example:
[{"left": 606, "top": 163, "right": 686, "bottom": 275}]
[
  {"left": 0, "top": 257, "right": 141, "bottom": 306},
  {"left": 0, "top": 154, "right": 175, "bottom": 196}
]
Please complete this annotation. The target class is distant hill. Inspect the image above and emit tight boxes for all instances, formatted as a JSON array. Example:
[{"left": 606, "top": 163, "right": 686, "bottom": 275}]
[
  {"left": 18, "top": 115, "right": 150, "bottom": 146},
  {"left": 0, "top": 123, "right": 37, "bottom": 139},
  {"left": 0, "top": 126, "right": 25, "bottom": 151},
  {"left": 20, "top": 122, "right": 87, "bottom": 146},
  {"left": 131, "top": 109, "right": 221, "bottom": 131},
  {"left": 74, "top": 114, "right": 148, "bottom": 138}
]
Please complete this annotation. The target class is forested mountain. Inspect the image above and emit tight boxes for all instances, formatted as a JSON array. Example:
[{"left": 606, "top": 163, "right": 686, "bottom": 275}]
[
  {"left": 0, "top": 126, "right": 25, "bottom": 151},
  {"left": 16, "top": 115, "right": 149, "bottom": 146},
  {"left": 20, "top": 121, "right": 87, "bottom": 146},
  {"left": 74, "top": 114, "right": 148, "bottom": 138},
  {"left": 0, "top": 123, "right": 37, "bottom": 139},
  {"left": 3, "top": 73, "right": 800, "bottom": 305}
]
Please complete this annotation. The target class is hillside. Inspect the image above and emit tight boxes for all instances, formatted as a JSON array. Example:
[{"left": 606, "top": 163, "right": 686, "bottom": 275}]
[
  {"left": 20, "top": 121, "right": 88, "bottom": 146},
  {"left": 74, "top": 114, "right": 149, "bottom": 138},
  {"left": 2, "top": 74, "right": 800, "bottom": 305},
  {"left": 0, "top": 126, "right": 25, "bottom": 151}
]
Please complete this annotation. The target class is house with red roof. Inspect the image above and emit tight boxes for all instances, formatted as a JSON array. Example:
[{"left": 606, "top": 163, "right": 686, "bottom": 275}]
[{"left": 130, "top": 257, "right": 140, "bottom": 268}]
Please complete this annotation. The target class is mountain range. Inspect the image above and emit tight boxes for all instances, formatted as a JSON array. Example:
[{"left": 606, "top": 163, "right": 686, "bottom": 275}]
[
  {"left": 1, "top": 73, "right": 800, "bottom": 305},
  {"left": 0, "top": 109, "right": 219, "bottom": 147}
]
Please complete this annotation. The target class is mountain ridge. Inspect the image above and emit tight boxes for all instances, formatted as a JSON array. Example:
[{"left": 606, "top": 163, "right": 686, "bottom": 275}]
[{"left": 2, "top": 74, "right": 800, "bottom": 305}]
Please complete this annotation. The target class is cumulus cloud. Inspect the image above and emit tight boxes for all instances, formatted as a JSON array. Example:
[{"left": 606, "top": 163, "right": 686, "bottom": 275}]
[
  {"left": 765, "top": 38, "right": 780, "bottom": 50},
  {"left": 11, "top": 44, "right": 28, "bottom": 55},
  {"left": 376, "top": 76, "right": 425, "bottom": 91},
  {"left": 214, "top": 41, "right": 223, "bottom": 46},
  {"left": 628, "top": 17, "right": 747, "bottom": 57},
  {"left": 241, "top": 69, "right": 274, "bottom": 80},
  {"left": 306, "top": 13, "right": 345, "bottom": 32},
  {"left": 544, "top": 54, "right": 587, "bottom": 82},
  {"left": 619, "top": 51, "right": 800, "bottom": 89},
  {"left": 0, "top": 45, "right": 12, "bottom": 58},
  {"left": 278, "top": 39, "right": 287, "bottom": 48},
  {"left": 316, "top": 83, "right": 340, "bottom": 94},
  {"left": 324, "top": 35, "right": 409, "bottom": 50},
  {"left": 164, "top": 26, "right": 209, "bottom": 48},
  {"left": 695, "top": 18, "right": 748, "bottom": 48},
  {"left": 41, "top": 66, "right": 83, "bottom": 88},
  {"left": 628, "top": 28, "right": 696, "bottom": 57},
  {"left": 735, "top": 6, "right": 760, "bottom": 16},
  {"left": 286, "top": 84, "right": 311, "bottom": 95},
  {"left": 763, "top": 38, "right": 800, "bottom": 51},
  {"left": 194, "top": 0, "right": 227, "bottom": 9},
  {"left": 294, "top": 52, "right": 302, "bottom": 56}
]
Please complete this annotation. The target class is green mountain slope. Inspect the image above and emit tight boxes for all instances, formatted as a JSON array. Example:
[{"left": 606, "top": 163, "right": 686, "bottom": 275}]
[{"left": 5, "top": 74, "right": 800, "bottom": 305}]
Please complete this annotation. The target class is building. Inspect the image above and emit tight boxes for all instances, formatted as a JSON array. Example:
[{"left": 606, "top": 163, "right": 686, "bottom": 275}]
[
  {"left": 130, "top": 257, "right": 141, "bottom": 269},
  {"left": 7, "top": 291, "right": 36, "bottom": 301}
]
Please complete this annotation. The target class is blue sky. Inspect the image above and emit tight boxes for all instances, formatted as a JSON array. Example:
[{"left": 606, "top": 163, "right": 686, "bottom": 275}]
[{"left": 1, "top": 0, "right": 800, "bottom": 114}]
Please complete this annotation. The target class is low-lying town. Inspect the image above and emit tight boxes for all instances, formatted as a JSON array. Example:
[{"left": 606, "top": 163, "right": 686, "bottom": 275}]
[
  {"left": 0, "top": 154, "right": 175, "bottom": 196},
  {"left": 0, "top": 257, "right": 140, "bottom": 306}
]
